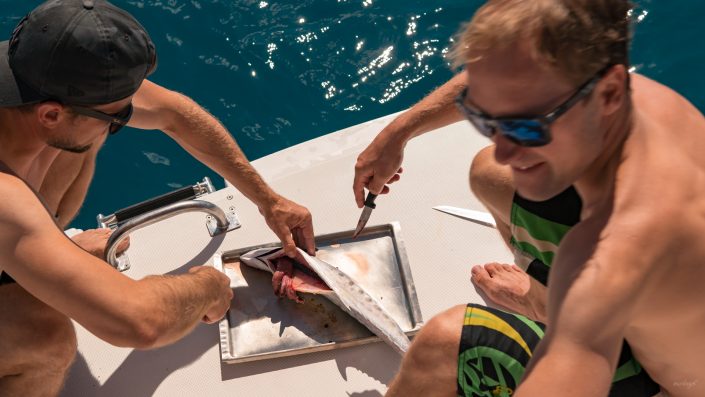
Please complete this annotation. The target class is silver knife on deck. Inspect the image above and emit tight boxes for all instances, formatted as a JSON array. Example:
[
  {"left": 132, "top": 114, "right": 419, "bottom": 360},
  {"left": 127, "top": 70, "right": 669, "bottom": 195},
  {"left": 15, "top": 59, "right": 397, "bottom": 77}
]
[
  {"left": 432, "top": 205, "right": 497, "bottom": 228},
  {"left": 353, "top": 192, "right": 377, "bottom": 238}
]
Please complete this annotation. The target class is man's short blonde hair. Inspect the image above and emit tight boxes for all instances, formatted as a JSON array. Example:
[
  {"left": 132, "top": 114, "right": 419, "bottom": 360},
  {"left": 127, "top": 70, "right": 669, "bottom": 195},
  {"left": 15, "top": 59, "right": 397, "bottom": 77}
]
[{"left": 451, "top": 0, "right": 632, "bottom": 85}]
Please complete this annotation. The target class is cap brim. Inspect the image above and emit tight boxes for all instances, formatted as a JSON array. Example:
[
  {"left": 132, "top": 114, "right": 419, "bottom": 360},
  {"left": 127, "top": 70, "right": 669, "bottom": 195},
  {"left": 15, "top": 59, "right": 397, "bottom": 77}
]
[{"left": 0, "top": 40, "right": 25, "bottom": 107}]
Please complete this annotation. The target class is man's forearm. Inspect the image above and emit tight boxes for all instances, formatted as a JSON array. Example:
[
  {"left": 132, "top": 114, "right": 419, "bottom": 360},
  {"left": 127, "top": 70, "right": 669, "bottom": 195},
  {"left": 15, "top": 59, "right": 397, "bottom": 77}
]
[
  {"left": 163, "top": 95, "right": 279, "bottom": 209},
  {"left": 517, "top": 338, "right": 614, "bottom": 397},
  {"left": 383, "top": 72, "right": 467, "bottom": 143},
  {"left": 131, "top": 270, "right": 226, "bottom": 348}
]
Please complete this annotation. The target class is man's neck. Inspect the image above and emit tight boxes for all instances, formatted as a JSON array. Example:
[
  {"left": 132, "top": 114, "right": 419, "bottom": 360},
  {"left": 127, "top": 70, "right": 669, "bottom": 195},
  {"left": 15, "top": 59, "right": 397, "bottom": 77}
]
[
  {"left": 0, "top": 109, "right": 59, "bottom": 188},
  {"left": 574, "top": 101, "right": 633, "bottom": 217}
]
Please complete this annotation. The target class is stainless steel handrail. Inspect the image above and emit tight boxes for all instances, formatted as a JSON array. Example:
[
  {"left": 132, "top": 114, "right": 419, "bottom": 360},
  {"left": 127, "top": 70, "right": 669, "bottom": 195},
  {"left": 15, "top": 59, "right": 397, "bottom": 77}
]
[{"left": 104, "top": 200, "right": 231, "bottom": 269}]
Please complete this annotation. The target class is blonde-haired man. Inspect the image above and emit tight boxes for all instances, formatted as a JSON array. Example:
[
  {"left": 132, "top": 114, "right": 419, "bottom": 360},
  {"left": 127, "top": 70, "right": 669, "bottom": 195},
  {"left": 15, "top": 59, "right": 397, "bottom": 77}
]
[{"left": 354, "top": 1, "right": 705, "bottom": 396}]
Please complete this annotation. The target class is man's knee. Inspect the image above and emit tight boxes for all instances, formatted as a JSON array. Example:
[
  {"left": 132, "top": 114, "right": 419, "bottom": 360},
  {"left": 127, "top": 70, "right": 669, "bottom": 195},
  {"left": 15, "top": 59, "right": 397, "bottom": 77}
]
[
  {"left": 469, "top": 146, "right": 511, "bottom": 200},
  {"left": 416, "top": 304, "right": 465, "bottom": 347},
  {"left": 469, "top": 146, "right": 514, "bottom": 226},
  {"left": 38, "top": 309, "right": 78, "bottom": 371},
  {"left": 406, "top": 304, "right": 466, "bottom": 371},
  {"left": 0, "top": 284, "right": 77, "bottom": 373},
  {"left": 388, "top": 304, "right": 466, "bottom": 396}
]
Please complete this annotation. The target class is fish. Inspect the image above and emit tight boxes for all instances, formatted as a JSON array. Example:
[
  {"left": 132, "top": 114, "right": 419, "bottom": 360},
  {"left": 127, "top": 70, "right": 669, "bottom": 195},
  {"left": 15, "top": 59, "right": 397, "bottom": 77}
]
[{"left": 240, "top": 247, "right": 411, "bottom": 355}]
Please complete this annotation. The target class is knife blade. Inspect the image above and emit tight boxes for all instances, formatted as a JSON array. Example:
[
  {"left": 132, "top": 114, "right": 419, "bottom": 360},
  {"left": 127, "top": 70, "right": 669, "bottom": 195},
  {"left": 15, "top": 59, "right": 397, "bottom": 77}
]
[
  {"left": 353, "top": 192, "right": 377, "bottom": 238},
  {"left": 432, "top": 205, "right": 497, "bottom": 228}
]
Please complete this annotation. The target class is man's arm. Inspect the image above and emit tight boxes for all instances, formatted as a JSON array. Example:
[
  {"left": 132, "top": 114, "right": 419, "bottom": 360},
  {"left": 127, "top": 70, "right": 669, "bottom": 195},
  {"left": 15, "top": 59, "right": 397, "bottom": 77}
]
[
  {"left": 128, "top": 80, "right": 313, "bottom": 257},
  {"left": 1, "top": 175, "right": 232, "bottom": 349},
  {"left": 353, "top": 72, "right": 467, "bottom": 206},
  {"left": 40, "top": 134, "right": 106, "bottom": 228},
  {"left": 515, "top": 216, "right": 651, "bottom": 397}
]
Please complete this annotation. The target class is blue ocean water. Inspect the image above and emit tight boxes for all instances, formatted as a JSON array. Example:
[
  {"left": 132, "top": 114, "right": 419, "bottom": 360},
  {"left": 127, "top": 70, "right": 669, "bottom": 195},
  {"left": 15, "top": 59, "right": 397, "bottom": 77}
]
[{"left": 0, "top": 0, "right": 701, "bottom": 229}]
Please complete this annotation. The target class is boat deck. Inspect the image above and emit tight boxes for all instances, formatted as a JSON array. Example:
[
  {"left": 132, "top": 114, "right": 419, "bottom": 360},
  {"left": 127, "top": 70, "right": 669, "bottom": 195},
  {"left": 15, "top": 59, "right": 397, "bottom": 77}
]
[{"left": 61, "top": 112, "right": 512, "bottom": 396}]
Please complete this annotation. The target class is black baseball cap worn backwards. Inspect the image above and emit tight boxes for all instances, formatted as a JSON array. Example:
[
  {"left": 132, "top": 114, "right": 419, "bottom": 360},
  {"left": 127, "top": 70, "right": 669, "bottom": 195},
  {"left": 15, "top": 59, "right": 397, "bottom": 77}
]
[{"left": 0, "top": 0, "right": 157, "bottom": 107}]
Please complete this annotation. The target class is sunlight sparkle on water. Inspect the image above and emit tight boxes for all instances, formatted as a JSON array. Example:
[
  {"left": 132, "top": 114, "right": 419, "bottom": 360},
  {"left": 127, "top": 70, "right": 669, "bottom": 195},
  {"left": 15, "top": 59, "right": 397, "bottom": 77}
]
[
  {"left": 266, "top": 43, "right": 277, "bottom": 69},
  {"left": 296, "top": 32, "right": 318, "bottom": 43}
]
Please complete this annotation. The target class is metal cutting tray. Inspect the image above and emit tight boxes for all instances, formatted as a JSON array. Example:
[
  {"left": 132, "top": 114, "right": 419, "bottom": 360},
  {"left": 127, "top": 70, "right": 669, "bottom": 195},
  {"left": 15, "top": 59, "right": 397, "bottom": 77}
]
[{"left": 214, "top": 222, "right": 423, "bottom": 364}]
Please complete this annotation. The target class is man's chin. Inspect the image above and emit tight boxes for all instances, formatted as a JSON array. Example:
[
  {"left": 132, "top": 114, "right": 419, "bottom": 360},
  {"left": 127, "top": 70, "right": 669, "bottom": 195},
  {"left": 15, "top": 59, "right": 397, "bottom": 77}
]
[
  {"left": 48, "top": 142, "right": 92, "bottom": 154},
  {"left": 515, "top": 184, "right": 567, "bottom": 202}
]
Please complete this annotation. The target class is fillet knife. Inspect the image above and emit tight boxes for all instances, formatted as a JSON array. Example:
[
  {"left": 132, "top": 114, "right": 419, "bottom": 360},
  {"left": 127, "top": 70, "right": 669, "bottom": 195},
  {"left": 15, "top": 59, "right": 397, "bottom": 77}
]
[
  {"left": 353, "top": 192, "right": 377, "bottom": 238},
  {"left": 432, "top": 205, "right": 497, "bottom": 228}
]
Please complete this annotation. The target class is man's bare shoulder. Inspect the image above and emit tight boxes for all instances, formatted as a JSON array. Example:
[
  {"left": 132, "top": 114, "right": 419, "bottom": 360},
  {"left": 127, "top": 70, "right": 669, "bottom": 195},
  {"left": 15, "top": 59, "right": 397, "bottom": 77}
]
[
  {"left": 632, "top": 73, "right": 705, "bottom": 128},
  {"left": 0, "top": 172, "right": 55, "bottom": 230}
]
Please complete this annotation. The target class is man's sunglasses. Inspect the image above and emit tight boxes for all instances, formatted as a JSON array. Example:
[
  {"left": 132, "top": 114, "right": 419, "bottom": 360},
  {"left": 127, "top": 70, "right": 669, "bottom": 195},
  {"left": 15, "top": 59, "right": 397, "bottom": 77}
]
[
  {"left": 70, "top": 103, "right": 133, "bottom": 135},
  {"left": 455, "top": 66, "right": 610, "bottom": 147}
]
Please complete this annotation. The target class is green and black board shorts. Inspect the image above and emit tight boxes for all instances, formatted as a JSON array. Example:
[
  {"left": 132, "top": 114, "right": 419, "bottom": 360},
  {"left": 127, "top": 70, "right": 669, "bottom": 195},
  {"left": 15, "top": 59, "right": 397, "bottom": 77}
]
[{"left": 456, "top": 187, "right": 659, "bottom": 397}]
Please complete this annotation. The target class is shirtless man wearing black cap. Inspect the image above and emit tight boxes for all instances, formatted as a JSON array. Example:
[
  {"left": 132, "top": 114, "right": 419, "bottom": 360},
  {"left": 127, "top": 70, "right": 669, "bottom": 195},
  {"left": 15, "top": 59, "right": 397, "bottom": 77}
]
[{"left": 0, "top": 1, "right": 314, "bottom": 395}]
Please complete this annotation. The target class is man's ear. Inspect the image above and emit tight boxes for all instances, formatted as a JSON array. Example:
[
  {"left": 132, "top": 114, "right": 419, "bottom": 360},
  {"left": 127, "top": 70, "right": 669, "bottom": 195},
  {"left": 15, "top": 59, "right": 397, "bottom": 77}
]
[
  {"left": 598, "top": 64, "right": 629, "bottom": 116},
  {"left": 35, "top": 101, "right": 68, "bottom": 129}
]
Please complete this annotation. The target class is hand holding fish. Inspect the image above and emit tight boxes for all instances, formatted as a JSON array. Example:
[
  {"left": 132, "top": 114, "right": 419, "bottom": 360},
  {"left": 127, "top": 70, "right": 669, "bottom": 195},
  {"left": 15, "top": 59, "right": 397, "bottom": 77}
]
[
  {"left": 353, "top": 131, "right": 404, "bottom": 208},
  {"left": 259, "top": 195, "right": 315, "bottom": 258}
]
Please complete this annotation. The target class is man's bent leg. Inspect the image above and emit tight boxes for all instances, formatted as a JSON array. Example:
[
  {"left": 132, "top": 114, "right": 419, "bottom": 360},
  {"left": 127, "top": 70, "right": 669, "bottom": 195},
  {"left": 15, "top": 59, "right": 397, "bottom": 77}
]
[
  {"left": 386, "top": 305, "right": 466, "bottom": 397},
  {"left": 0, "top": 283, "right": 77, "bottom": 397},
  {"left": 469, "top": 145, "right": 515, "bottom": 246}
]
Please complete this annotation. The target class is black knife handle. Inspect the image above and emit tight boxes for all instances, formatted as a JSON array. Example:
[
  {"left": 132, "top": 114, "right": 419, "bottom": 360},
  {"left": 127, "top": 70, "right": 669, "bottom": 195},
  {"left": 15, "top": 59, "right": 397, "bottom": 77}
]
[{"left": 364, "top": 193, "right": 377, "bottom": 209}]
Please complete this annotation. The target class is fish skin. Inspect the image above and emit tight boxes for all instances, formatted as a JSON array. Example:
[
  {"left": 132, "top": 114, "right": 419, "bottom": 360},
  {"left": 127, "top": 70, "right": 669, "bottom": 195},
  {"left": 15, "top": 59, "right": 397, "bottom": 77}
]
[{"left": 240, "top": 247, "right": 410, "bottom": 354}]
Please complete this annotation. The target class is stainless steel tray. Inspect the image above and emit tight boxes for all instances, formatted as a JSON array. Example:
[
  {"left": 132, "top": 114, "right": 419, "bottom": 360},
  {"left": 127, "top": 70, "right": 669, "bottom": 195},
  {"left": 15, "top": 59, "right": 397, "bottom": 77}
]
[{"left": 214, "top": 222, "right": 423, "bottom": 364}]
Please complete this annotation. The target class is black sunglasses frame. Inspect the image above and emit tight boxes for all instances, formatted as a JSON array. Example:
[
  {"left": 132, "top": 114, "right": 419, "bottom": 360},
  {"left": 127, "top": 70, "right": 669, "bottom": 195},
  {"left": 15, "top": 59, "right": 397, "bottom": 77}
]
[
  {"left": 455, "top": 66, "right": 611, "bottom": 147},
  {"left": 70, "top": 103, "right": 134, "bottom": 135}
]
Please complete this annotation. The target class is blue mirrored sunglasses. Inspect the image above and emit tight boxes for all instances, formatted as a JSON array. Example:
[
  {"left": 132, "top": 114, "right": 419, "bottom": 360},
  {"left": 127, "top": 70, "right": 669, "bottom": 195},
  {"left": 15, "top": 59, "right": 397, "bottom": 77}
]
[{"left": 455, "top": 66, "right": 610, "bottom": 147}]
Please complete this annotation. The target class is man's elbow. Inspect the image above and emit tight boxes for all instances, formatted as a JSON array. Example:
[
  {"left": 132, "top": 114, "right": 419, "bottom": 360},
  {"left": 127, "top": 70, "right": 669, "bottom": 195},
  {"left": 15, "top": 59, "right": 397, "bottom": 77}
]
[
  {"left": 126, "top": 319, "right": 163, "bottom": 349},
  {"left": 93, "top": 307, "right": 169, "bottom": 349}
]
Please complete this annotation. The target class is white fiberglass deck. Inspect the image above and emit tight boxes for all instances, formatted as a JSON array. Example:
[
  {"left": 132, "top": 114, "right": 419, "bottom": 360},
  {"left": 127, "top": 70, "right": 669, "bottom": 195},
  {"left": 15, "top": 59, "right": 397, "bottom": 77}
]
[{"left": 60, "top": 113, "right": 513, "bottom": 396}]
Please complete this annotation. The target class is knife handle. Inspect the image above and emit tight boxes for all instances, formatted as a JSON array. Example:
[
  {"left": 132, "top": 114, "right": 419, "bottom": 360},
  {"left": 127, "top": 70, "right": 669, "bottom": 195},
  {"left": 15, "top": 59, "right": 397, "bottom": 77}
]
[{"left": 364, "top": 193, "right": 377, "bottom": 209}]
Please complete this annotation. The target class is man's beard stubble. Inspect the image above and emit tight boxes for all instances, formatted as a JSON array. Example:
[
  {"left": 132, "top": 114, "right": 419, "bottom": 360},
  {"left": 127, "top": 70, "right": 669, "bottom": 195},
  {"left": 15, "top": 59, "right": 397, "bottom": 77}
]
[{"left": 47, "top": 138, "right": 91, "bottom": 154}]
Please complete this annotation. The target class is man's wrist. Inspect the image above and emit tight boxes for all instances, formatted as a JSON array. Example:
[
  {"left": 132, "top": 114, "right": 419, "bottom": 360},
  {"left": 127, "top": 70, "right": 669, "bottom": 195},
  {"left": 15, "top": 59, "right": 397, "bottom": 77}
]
[
  {"left": 191, "top": 267, "right": 226, "bottom": 298},
  {"left": 385, "top": 113, "right": 418, "bottom": 145}
]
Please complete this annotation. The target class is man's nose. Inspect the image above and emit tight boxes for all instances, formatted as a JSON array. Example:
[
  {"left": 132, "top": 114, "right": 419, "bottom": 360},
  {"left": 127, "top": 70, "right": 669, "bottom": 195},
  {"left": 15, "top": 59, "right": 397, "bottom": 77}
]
[{"left": 492, "top": 133, "right": 521, "bottom": 165}]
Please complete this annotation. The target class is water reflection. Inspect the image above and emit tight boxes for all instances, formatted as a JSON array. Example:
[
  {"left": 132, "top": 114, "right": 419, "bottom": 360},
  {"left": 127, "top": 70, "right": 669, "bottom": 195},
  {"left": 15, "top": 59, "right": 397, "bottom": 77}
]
[{"left": 0, "top": 1, "right": 665, "bottom": 229}]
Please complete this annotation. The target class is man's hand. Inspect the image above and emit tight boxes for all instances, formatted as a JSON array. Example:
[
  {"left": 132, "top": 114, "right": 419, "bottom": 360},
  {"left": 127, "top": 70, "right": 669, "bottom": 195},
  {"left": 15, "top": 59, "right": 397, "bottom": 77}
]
[
  {"left": 188, "top": 266, "right": 233, "bottom": 324},
  {"left": 71, "top": 228, "right": 129, "bottom": 259},
  {"left": 259, "top": 196, "right": 315, "bottom": 258},
  {"left": 353, "top": 132, "right": 404, "bottom": 208}
]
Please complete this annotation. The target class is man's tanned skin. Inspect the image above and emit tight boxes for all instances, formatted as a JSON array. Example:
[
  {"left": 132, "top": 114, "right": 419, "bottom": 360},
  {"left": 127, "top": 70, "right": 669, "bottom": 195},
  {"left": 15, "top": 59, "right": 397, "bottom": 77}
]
[
  {"left": 0, "top": 4, "right": 314, "bottom": 397},
  {"left": 354, "top": 27, "right": 705, "bottom": 397}
]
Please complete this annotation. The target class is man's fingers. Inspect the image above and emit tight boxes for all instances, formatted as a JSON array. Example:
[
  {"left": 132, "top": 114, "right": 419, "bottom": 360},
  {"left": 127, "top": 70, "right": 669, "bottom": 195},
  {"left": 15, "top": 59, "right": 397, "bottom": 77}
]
[
  {"left": 353, "top": 172, "right": 372, "bottom": 208},
  {"left": 273, "top": 225, "right": 297, "bottom": 258},
  {"left": 188, "top": 265, "right": 205, "bottom": 274},
  {"left": 295, "top": 222, "right": 316, "bottom": 256},
  {"left": 387, "top": 173, "right": 402, "bottom": 184},
  {"left": 116, "top": 236, "right": 130, "bottom": 254}
]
